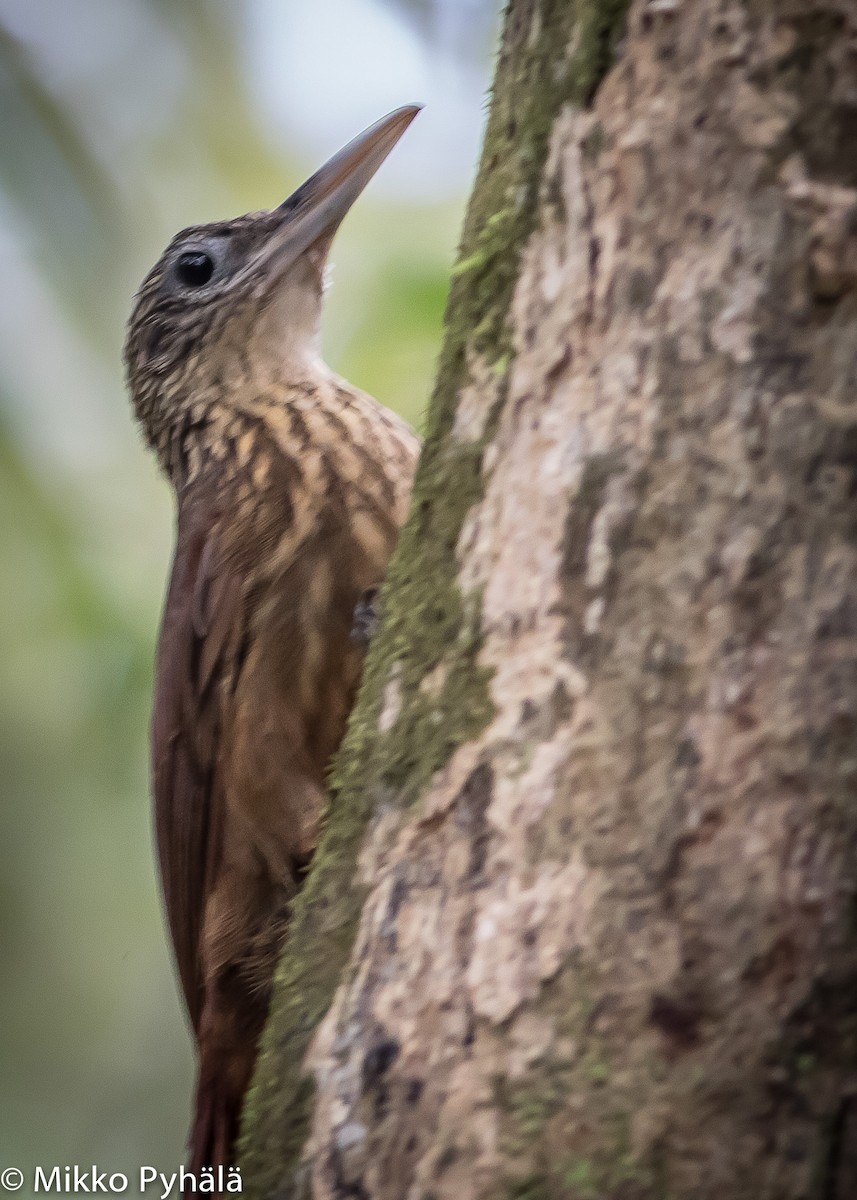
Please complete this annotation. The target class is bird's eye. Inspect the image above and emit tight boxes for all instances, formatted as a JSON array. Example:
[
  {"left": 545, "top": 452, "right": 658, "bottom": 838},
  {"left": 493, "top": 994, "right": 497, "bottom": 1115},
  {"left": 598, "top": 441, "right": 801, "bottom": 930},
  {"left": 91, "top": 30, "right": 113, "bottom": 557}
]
[{"left": 175, "top": 251, "right": 215, "bottom": 288}]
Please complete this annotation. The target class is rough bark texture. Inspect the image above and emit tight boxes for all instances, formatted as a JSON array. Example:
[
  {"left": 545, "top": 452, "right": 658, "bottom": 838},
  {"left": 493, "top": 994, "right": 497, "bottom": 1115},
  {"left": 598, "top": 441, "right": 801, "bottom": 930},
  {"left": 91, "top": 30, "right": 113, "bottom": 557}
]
[{"left": 241, "top": 1, "right": 857, "bottom": 1197}]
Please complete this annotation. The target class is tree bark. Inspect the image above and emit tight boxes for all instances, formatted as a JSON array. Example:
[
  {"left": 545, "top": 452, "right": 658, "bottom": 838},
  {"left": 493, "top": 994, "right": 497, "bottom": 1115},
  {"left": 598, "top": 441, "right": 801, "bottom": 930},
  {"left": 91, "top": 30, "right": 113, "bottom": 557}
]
[{"left": 240, "top": 1, "right": 857, "bottom": 1196}]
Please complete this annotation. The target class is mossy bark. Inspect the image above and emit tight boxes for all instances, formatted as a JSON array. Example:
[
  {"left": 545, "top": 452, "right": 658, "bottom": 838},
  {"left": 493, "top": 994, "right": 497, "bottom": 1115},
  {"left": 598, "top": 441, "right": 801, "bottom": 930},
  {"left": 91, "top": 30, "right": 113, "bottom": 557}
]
[{"left": 242, "top": 1, "right": 857, "bottom": 1197}]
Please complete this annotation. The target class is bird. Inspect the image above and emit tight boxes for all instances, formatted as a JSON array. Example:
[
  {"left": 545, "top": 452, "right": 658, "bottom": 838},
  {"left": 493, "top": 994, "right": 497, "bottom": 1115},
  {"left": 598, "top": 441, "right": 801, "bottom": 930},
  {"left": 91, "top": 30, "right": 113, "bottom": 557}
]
[{"left": 123, "top": 107, "right": 421, "bottom": 1175}]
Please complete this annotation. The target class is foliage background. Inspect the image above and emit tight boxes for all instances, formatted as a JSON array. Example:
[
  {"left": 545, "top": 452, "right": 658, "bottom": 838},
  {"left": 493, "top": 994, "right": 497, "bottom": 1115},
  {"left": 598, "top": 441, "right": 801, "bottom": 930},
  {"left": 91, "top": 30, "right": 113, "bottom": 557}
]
[{"left": 0, "top": 0, "right": 493, "bottom": 1178}]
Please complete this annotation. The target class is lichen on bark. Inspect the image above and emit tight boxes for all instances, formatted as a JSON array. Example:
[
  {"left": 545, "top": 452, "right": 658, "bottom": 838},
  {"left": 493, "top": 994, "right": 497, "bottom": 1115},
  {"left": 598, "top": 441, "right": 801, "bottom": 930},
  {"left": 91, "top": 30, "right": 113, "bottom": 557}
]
[{"left": 239, "top": 2, "right": 632, "bottom": 1195}]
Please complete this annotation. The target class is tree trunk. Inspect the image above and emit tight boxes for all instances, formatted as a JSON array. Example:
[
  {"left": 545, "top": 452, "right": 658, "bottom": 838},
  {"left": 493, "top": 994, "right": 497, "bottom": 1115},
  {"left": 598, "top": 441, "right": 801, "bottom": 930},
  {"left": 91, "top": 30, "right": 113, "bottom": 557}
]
[{"left": 240, "top": 0, "right": 857, "bottom": 1196}]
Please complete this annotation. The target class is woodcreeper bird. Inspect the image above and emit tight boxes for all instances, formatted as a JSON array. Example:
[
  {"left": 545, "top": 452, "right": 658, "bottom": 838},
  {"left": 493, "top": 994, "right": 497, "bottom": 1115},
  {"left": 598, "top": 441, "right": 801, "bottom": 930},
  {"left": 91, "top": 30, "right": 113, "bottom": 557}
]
[{"left": 123, "top": 107, "right": 421, "bottom": 1173}]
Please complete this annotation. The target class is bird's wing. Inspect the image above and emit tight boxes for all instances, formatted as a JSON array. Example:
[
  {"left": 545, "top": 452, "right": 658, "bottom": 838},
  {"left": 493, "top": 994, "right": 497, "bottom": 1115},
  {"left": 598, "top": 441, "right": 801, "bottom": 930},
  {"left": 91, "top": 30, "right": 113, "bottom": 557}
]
[{"left": 151, "top": 499, "right": 242, "bottom": 1031}]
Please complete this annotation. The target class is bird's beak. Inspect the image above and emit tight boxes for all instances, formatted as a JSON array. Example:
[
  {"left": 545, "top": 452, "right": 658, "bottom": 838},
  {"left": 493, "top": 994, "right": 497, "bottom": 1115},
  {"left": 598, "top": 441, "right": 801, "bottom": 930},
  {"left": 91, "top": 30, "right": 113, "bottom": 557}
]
[{"left": 257, "top": 105, "right": 422, "bottom": 279}]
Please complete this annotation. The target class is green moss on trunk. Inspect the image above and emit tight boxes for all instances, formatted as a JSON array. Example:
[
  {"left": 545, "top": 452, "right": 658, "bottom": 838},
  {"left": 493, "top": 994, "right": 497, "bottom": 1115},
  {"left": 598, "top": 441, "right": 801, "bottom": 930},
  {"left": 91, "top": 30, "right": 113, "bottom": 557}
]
[{"left": 238, "top": 2, "right": 630, "bottom": 1194}]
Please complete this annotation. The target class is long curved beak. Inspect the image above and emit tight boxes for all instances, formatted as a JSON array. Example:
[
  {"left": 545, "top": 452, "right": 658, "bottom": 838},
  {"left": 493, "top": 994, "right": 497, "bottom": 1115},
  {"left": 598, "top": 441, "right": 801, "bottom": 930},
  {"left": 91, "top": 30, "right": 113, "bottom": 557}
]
[{"left": 256, "top": 105, "right": 421, "bottom": 279}]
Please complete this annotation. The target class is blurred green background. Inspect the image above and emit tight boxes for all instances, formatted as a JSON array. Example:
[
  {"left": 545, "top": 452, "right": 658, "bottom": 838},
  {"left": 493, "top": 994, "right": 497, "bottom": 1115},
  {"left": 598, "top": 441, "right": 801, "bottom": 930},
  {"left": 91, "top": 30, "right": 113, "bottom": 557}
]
[{"left": 0, "top": 0, "right": 493, "bottom": 1181}]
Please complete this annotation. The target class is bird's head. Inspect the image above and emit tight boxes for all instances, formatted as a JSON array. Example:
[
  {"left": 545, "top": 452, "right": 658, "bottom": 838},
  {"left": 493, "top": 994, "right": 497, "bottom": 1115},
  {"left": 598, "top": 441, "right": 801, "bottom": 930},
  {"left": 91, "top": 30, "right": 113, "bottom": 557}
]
[{"left": 124, "top": 105, "right": 420, "bottom": 463}]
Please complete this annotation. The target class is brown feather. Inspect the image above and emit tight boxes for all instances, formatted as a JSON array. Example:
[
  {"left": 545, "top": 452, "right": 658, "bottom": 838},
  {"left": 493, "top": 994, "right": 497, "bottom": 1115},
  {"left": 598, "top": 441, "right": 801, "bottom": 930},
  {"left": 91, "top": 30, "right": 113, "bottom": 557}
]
[
  {"left": 124, "top": 108, "right": 421, "bottom": 1183},
  {"left": 149, "top": 398, "right": 416, "bottom": 1174}
]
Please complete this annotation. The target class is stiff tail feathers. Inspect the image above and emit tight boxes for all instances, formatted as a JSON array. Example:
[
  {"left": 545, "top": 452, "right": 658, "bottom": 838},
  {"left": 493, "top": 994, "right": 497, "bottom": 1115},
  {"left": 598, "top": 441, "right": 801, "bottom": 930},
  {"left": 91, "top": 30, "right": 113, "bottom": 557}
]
[{"left": 186, "top": 1073, "right": 241, "bottom": 1196}]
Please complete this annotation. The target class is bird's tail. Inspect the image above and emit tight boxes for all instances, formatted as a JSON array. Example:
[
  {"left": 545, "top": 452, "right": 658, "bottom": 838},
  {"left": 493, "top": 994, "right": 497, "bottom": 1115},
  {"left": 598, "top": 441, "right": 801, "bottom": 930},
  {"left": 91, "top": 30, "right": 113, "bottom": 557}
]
[
  {"left": 184, "top": 976, "right": 266, "bottom": 1197},
  {"left": 185, "top": 1070, "right": 242, "bottom": 1197}
]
